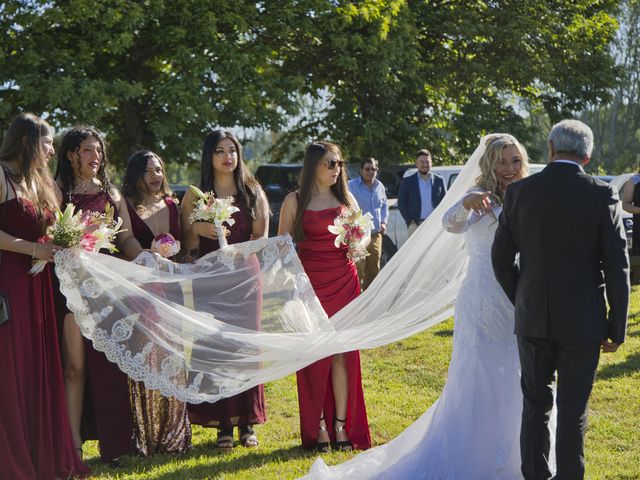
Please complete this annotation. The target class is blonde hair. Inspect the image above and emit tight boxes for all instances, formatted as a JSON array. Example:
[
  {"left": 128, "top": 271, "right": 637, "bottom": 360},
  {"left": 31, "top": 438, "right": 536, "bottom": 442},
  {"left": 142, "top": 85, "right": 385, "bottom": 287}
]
[{"left": 476, "top": 133, "right": 529, "bottom": 202}]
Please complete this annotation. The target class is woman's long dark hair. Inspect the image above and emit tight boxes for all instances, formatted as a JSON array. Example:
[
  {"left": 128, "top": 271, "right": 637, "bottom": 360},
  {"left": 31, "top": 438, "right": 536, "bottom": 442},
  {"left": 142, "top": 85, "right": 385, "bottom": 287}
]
[
  {"left": 55, "top": 126, "right": 113, "bottom": 195},
  {"left": 0, "top": 113, "right": 59, "bottom": 219},
  {"left": 122, "top": 150, "right": 173, "bottom": 206},
  {"left": 293, "top": 141, "right": 352, "bottom": 242},
  {"left": 199, "top": 130, "right": 264, "bottom": 219}
]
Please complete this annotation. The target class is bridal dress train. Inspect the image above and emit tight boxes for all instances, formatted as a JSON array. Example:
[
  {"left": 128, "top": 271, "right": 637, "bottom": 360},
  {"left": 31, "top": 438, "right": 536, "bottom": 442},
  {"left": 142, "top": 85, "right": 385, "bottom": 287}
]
[{"left": 304, "top": 194, "right": 524, "bottom": 480}]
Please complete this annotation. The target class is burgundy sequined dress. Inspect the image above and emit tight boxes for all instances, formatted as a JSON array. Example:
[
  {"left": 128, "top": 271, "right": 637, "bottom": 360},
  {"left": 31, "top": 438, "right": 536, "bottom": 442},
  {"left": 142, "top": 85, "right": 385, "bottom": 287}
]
[{"left": 126, "top": 196, "right": 192, "bottom": 455}]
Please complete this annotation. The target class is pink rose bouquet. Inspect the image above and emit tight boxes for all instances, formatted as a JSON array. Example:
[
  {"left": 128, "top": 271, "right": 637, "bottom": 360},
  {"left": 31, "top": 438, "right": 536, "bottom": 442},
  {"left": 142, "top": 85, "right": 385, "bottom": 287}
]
[
  {"left": 328, "top": 208, "right": 374, "bottom": 262},
  {"left": 151, "top": 233, "right": 181, "bottom": 258}
]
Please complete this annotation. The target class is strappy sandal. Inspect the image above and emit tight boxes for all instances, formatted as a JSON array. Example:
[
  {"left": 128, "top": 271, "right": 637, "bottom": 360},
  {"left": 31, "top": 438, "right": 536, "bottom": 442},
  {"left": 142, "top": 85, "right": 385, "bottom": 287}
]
[
  {"left": 333, "top": 417, "right": 352, "bottom": 451},
  {"left": 316, "top": 416, "right": 330, "bottom": 452},
  {"left": 216, "top": 427, "right": 235, "bottom": 449},
  {"left": 239, "top": 425, "right": 259, "bottom": 447}
]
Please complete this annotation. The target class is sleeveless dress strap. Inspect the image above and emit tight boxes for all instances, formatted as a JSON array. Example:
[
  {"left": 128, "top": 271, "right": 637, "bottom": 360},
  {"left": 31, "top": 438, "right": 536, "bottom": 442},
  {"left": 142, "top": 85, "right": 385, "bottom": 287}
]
[{"left": 1, "top": 166, "right": 18, "bottom": 203}]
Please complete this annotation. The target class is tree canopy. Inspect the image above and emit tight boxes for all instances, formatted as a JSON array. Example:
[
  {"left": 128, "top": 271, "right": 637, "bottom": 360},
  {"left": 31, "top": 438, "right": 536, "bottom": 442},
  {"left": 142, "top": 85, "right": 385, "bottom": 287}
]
[{"left": 0, "top": 0, "right": 623, "bottom": 166}]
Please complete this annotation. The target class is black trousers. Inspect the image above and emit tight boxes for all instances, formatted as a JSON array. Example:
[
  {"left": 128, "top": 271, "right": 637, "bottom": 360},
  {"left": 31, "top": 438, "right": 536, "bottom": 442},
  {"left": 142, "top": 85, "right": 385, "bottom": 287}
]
[{"left": 517, "top": 336, "right": 601, "bottom": 480}]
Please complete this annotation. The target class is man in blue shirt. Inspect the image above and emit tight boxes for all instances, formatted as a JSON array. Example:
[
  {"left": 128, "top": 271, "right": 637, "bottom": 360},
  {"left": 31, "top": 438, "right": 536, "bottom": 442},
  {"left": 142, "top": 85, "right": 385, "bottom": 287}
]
[
  {"left": 398, "top": 149, "right": 446, "bottom": 237},
  {"left": 348, "top": 157, "right": 389, "bottom": 290}
]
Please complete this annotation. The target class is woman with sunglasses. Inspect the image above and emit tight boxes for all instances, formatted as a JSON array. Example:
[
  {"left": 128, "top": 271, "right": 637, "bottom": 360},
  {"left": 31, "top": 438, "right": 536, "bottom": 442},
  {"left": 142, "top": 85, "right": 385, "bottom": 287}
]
[
  {"left": 181, "top": 130, "right": 269, "bottom": 449},
  {"left": 278, "top": 141, "right": 371, "bottom": 452}
]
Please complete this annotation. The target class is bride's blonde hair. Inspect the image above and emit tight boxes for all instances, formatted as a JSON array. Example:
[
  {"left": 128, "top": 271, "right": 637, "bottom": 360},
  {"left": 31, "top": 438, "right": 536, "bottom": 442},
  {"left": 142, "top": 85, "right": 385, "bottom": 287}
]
[{"left": 476, "top": 133, "right": 529, "bottom": 203}]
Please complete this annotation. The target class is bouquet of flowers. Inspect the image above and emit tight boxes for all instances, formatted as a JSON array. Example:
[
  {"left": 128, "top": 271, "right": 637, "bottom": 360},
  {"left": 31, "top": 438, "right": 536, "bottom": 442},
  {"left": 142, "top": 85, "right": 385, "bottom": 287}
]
[
  {"left": 151, "top": 233, "right": 181, "bottom": 258},
  {"left": 328, "top": 208, "right": 374, "bottom": 262},
  {"left": 188, "top": 185, "right": 239, "bottom": 248},
  {"left": 29, "top": 203, "right": 125, "bottom": 275}
]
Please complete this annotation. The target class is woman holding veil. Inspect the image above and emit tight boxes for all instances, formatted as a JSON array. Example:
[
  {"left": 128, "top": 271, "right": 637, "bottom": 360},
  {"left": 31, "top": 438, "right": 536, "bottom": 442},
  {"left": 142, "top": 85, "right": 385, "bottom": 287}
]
[
  {"left": 181, "top": 130, "right": 270, "bottom": 449},
  {"left": 304, "top": 134, "right": 532, "bottom": 479},
  {"left": 55, "top": 127, "right": 143, "bottom": 463},
  {"left": 122, "top": 149, "right": 192, "bottom": 456}
]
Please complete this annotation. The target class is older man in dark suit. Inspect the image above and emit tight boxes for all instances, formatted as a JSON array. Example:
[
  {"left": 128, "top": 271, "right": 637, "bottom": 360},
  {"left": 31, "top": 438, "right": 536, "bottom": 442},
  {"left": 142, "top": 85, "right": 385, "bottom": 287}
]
[
  {"left": 492, "top": 120, "right": 630, "bottom": 480},
  {"left": 397, "top": 149, "right": 446, "bottom": 237}
]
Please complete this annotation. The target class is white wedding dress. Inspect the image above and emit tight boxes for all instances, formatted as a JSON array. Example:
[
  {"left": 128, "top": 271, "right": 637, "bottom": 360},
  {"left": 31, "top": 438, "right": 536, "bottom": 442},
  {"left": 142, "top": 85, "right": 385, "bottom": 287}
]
[{"left": 303, "top": 192, "right": 525, "bottom": 480}]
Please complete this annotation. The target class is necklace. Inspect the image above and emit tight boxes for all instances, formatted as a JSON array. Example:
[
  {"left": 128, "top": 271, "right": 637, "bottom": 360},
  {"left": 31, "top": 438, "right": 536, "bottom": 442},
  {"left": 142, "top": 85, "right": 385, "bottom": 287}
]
[{"left": 73, "top": 179, "right": 97, "bottom": 194}]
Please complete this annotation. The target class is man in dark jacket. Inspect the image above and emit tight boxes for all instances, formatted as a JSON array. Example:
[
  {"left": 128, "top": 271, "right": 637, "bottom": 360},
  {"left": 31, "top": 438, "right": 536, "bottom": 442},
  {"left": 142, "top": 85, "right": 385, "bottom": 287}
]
[
  {"left": 397, "top": 149, "right": 446, "bottom": 237},
  {"left": 492, "top": 119, "right": 630, "bottom": 480}
]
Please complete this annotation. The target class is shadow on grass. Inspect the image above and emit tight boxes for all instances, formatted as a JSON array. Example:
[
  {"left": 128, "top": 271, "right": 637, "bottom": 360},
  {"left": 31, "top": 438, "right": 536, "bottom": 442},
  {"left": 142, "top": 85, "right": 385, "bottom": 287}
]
[
  {"left": 433, "top": 328, "right": 453, "bottom": 337},
  {"left": 598, "top": 352, "right": 640, "bottom": 380},
  {"left": 85, "top": 444, "right": 316, "bottom": 479}
]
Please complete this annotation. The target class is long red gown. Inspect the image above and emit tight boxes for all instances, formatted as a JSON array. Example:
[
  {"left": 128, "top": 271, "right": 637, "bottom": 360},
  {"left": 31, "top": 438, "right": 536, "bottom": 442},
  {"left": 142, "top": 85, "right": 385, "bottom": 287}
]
[
  {"left": 187, "top": 194, "right": 267, "bottom": 428},
  {"left": 296, "top": 207, "right": 371, "bottom": 450},
  {"left": 0, "top": 175, "right": 89, "bottom": 479},
  {"left": 126, "top": 196, "right": 192, "bottom": 455},
  {"left": 56, "top": 191, "right": 134, "bottom": 462}
]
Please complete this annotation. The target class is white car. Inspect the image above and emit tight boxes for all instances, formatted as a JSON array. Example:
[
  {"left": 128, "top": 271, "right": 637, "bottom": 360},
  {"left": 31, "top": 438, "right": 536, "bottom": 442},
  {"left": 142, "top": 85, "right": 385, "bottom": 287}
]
[
  {"left": 609, "top": 173, "right": 634, "bottom": 249},
  {"left": 382, "top": 163, "right": 546, "bottom": 266}
]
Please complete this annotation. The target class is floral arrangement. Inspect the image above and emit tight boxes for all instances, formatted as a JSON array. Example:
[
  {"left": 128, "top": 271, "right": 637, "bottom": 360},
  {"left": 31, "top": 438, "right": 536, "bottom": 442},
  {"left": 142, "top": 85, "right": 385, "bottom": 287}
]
[
  {"left": 328, "top": 208, "right": 374, "bottom": 262},
  {"left": 30, "top": 203, "right": 125, "bottom": 275},
  {"left": 151, "top": 233, "right": 181, "bottom": 258},
  {"left": 188, "top": 185, "right": 239, "bottom": 248}
]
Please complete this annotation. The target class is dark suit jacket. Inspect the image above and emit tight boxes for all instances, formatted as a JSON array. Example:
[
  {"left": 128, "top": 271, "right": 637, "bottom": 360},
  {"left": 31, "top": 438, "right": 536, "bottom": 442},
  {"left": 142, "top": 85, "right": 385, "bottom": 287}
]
[
  {"left": 491, "top": 162, "right": 630, "bottom": 344},
  {"left": 397, "top": 172, "right": 446, "bottom": 226}
]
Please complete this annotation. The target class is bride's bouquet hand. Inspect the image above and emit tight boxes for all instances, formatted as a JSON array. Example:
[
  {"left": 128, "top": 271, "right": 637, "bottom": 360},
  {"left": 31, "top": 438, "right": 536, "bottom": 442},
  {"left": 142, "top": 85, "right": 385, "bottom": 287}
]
[{"left": 463, "top": 191, "right": 494, "bottom": 214}]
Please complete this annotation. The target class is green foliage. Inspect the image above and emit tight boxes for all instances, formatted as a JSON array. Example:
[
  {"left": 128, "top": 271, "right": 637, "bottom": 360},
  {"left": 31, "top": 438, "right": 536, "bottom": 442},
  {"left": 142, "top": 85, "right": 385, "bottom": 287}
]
[
  {"left": 579, "top": 0, "right": 640, "bottom": 174},
  {"left": 0, "top": 0, "right": 623, "bottom": 169}
]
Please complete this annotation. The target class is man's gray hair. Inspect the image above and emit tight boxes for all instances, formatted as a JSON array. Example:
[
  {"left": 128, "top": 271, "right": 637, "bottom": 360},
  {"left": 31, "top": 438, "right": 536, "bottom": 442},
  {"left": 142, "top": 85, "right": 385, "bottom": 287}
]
[{"left": 548, "top": 119, "right": 594, "bottom": 159}]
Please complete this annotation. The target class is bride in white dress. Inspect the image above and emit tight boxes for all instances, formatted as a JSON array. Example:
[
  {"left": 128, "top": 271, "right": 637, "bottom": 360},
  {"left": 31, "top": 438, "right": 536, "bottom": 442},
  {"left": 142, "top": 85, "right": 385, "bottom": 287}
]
[{"left": 304, "top": 134, "right": 547, "bottom": 480}]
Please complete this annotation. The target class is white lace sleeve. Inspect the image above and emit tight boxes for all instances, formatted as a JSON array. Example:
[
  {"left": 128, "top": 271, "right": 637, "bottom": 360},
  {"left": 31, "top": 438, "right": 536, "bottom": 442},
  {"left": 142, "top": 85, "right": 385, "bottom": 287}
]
[{"left": 442, "top": 188, "right": 489, "bottom": 234}]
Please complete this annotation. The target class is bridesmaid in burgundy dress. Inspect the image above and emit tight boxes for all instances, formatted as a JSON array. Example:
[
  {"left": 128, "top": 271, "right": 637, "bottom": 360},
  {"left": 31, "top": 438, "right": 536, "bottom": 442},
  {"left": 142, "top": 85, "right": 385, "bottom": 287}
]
[
  {"left": 181, "top": 130, "right": 270, "bottom": 449},
  {"left": 0, "top": 113, "right": 88, "bottom": 479},
  {"left": 122, "top": 149, "right": 192, "bottom": 455},
  {"left": 54, "top": 127, "right": 143, "bottom": 464},
  {"left": 278, "top": 141, "right": 371, "bottom": 451}
]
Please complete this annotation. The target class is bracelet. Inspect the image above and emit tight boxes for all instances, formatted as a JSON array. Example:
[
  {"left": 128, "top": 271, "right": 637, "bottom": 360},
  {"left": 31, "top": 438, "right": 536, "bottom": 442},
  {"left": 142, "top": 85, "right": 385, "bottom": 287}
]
[{"left": 31, "top": 242, "right": 36, "bottom": 259}]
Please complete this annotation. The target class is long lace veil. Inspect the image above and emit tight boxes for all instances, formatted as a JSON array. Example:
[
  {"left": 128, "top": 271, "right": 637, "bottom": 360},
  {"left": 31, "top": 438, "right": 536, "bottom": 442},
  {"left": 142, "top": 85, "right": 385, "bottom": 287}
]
[{"left": 54, "top": 138, "right": 487, "bottom": 403}]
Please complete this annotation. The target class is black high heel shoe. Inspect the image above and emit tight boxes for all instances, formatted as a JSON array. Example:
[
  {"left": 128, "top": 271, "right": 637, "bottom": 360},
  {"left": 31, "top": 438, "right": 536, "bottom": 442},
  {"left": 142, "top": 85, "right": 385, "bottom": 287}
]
[
  {"left": 333, "top": 417, "right": 352, "bottom": 451},
  {"left": 316, "top": 416, "right": 330, "bottom": 452}
]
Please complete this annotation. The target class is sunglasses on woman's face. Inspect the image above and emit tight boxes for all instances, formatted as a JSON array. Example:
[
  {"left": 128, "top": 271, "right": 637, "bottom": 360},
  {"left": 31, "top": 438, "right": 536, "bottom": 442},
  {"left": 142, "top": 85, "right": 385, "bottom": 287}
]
[{"left": 325, "top": 158, "right": 344, "bottom": 170}]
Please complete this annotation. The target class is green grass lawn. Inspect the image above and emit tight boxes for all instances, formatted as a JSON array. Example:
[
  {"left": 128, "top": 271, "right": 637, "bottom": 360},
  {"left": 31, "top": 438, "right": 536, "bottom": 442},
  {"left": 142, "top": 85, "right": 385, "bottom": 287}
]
[{"left": 83, "top": 288, "right": 640, "bottom": 479}]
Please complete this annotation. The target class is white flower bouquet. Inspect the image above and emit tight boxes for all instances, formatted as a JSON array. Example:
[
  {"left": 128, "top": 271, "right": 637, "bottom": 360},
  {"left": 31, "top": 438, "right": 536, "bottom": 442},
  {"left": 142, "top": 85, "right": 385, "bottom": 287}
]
[{"left": 188, "top": 185, "right": 239, "bottom": 248}]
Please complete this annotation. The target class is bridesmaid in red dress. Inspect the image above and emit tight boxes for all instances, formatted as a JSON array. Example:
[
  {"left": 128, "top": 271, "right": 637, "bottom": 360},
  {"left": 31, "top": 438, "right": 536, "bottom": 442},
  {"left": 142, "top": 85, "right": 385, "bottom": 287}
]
[
  {"left": 278, "top": 141, "right": 371, "bottom": 451},
  {"left": 0, "top": 113, "right": 88, "bottom": 479},
  {"left": 181, "top": 130, "right": 270, "bottom": 449},
  {"left": 122, "top": 149, "right": 192, "bottom": 455},
  {"left": 54, "top": 127, "right": 143, "bottom": 464}
]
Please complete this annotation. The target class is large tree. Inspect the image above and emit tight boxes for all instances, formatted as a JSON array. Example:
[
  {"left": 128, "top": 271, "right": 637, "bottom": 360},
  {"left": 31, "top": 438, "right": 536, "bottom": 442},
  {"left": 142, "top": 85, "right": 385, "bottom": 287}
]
[
  {"left": 275, "top": 0, "right": 621, "bottom": 163},
  {"left": 0, "top": 1, "right": 622, "bottom": 167},
  {"left": 0, "top": 0, "right": 303, "bottom": 163},
  {"left": 581, "top": 0, "right": 640, "bottom": 173}
]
